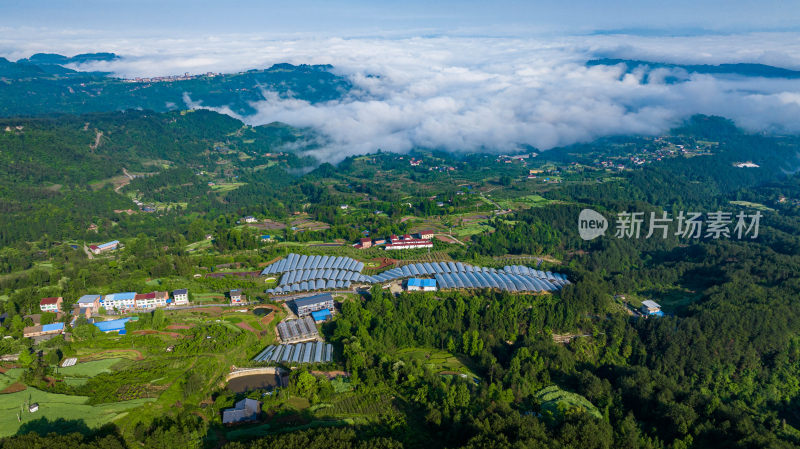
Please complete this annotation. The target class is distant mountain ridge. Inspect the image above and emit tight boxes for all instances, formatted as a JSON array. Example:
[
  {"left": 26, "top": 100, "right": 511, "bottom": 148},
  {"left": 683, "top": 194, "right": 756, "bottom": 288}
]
[
  {"left": 0, "top": 52, "right": 351, "bottom": 117},
  {"left": 17, "top": 52, "right": 120, "bottom": 66},
  {"left": 587, "top": 58, "right": 800, "bottom": 79}
]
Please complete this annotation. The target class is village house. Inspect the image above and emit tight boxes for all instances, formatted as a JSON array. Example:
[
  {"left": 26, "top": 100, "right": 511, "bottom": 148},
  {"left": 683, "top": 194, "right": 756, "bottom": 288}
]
[
  {"left": 39, "top": 297, "right": 63, "bottom": 313},
  {"left": 74, "top": 294, "right": 101, "bottom": 319},
  {"left": 172, "top": 289, "right": 189, "bottom": 305},
  {"left": 417, "top": 230, "right": 435, "bottom": 240},
  {"left": 101, "top": 292, "right": 136, "bottom": 311},
  {"left": 134, "top": 291, "right": 169, "bottom": 309},
  {"left": 353, "top": 237, "right": 372, "bottom": 249},
  {"left": 230, "top": 289, "right": 245, "bottom": 304}
]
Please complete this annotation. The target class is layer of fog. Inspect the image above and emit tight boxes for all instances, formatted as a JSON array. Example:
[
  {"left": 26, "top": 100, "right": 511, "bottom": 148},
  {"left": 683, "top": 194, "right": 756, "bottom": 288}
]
[{"left": 4, "top": 32, "right": 800, "bottom": 162}]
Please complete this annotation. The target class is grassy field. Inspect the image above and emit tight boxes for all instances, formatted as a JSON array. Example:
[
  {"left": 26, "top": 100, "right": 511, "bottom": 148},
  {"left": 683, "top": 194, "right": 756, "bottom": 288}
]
[
  {"left": 638, "top": 287, "right": 703, "bottom": 312},
  {"left": 192, "top": 292, "right": 226, "bottom": 303},
  {"left": 394, "top": 347, "right": 479, "bottom": 379},
  {"left": 0, "top": 368, "right": 25, "bottom": 391},
  {"left": 494, "top": 194, "right": 552, "bottom": 210},
  {"left": 186, "top": 239, "right": 214, "bottom": 252},
  {"left": 78, "top": 350, "right": 143, "bottom": 362},
  {"left": 0, "top": 387, "right": 154, "bottom": 437},
  {"left": 210, "top": 182, "right": 246, "bottom": 193},
  {"left": 58, "top": 358, "right": 123, "bottom": 377},
  {"left": 730, "top": 200, "right": 775, "bottom": 211}
]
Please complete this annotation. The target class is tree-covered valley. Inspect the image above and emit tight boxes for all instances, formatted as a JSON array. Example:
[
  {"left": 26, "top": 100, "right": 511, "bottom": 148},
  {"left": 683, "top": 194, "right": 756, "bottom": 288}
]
[{"left": 1, "top": 98, "right": 800, "bottom": 449}]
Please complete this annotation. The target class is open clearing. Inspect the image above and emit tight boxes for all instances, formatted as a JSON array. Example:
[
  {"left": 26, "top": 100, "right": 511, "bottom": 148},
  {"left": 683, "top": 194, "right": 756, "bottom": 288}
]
[
  {"left": 536, "top": 385, "right": 601, "bottom": 420},
  {"left": 394, "top": 347, "right": 478, "bottom": 379},
  {"left": 210, "top": 182, "right": 246, "bottom": 193},
  {"left": 0, "top": 387, "right": 154, "bottom": 438},
  {"left": 730, "top": 200, "right": 775, "bottom": 211},
  {"left": 58, "top": 358, "right": 122, "bottom": 377}
]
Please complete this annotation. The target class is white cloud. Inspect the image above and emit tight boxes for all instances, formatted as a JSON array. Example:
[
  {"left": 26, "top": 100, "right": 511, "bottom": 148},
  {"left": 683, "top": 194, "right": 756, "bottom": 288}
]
[{"left": 3, "top": 31, "right": 800, "bottom": 162}]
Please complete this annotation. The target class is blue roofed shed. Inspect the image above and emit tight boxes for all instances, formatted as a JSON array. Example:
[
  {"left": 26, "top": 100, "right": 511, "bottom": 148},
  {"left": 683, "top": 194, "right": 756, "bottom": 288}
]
[
  {"left": 42, "top": 322, "right": 64, "bottom": 332},
  {"left": 311, "top": 309, "right": 331, "bottom": 322},
  {"left": 94, "top": 318, "right": 131, "bottom": 333},
  {"left": 406, "top": 278, "right": 437, "bottom": 291}
]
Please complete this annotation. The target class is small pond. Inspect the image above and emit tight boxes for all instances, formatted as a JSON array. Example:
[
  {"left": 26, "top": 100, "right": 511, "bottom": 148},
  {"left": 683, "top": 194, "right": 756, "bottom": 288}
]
[{"left": 226, "top": 373, "right": 280, "bottom": 393}]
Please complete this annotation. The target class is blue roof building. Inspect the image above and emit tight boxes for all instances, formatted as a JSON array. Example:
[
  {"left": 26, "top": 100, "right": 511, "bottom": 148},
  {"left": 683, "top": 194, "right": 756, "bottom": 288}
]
[
  {"left": 292, "top": 293, "right": 334, "bottom": 317},
  {"left": 407, "top": 278, "right": 437, "bottom": 291},
  {"left": 104, "top": 292, "right": 136, "bottom": 301},
  {"left": 42, "top": 322, "right": 64, "bottom": 333},
  {"left": 94, "top": 318, "right": 131, "bottom": 333},
  {"left": 641, "top": 300, "right": 663, "bottom": 317},
  {"left": 311, "top": 309, "right": 332, "bottom": 322},
  {"left": 78, "top": 294, "right": 102, "bottom": 304},
  {"left": 98, "top": 240, "right": 119, "bottom": 249}
]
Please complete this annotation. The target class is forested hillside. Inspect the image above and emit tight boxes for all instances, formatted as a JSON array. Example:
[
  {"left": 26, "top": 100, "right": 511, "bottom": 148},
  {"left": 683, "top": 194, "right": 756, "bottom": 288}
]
[
  {"left": 0, "top": 59, "right": 350, "bottom": 116},
  {"left": 2, "top": 111, "right": 800, "bottom": 448}
]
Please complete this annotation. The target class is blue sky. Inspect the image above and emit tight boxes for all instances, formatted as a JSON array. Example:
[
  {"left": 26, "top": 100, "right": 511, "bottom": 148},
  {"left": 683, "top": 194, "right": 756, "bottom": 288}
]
[{"left": 2, "top": 0, "right": 799, "bottom": 37}]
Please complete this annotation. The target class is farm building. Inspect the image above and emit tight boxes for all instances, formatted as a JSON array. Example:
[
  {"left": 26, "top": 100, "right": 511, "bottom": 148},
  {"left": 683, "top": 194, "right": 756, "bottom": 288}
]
[
  {"left": 291, "top": 293, "right": 334, "bottom": 317},
  {"left": 39, "top": 297, "right": 63, "bottom": 313},
  {"left": 252, "top": 341, "right": 333, "bottom": 364},
  {"left": 384, "top": 234, "right": 433, "bottom": 250},
  {"left": 641, "top": 300, "right": 663, "bottom": 317},
  {"left": 172, "top": 289, "right": 189, "bottom": 305},
  {"left": 222, "top": 398, "right": 261, "bottom": 425},
  {"left": 277, "top": 316, "right": 319, "bottom": 343},
  {"left": 90, "top": 240, "right": 119, "bottom": 255},
  {"left": 23, "top": 322, "right": 64, "bottom": 341},
  {"left": 311, "top": 309, "right": 332, "bottom": 322},
  {"left": 418, "top": 230, "right": 435, "bottom": 239},
  {"left": 94, "top": 318, "right": 131, "bottom": 334},
  {"left": 406, "top": 278, "right": 437, "bottom": 292}
]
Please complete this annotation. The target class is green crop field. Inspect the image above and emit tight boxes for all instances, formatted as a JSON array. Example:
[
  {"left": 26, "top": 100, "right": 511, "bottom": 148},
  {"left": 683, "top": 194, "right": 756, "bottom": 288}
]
[
  {"left": 394, "top": 347, "right": 479, "bottom": 379},
  {"left": 210, "top": 182, "right": 247, "bottom": 192},
  {"left": 730, "top": 200, "right": 775, "bottom": 211},
  {"left": 0, "top": 387, "right": 154, "bottom": 437},
  {"left": 535, "top": 385, "right": 601, "bottom": 421},
  {"left": 58, "top": 358, "right": 123, "bottom": 377}
]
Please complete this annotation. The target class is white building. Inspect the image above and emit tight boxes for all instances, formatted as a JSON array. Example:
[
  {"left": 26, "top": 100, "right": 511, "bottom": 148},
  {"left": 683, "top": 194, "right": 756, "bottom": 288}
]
[
  {"left": 172, "top": 289, "right": 189, "bottom": 305},
  {"left": 102, "top": 292, "right": 136, "bottom": 310}
]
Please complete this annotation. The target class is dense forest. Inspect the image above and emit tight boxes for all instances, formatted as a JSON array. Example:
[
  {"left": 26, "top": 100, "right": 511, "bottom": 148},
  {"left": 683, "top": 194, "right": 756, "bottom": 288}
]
[{"left": 2, "top": 109, "right": 800, "bottom": 448}]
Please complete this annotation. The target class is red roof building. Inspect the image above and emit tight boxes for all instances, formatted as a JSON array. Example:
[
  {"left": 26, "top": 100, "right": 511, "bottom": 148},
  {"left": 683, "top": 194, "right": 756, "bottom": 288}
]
[{"left": 39, "top": 296, "right": 63, "bottom": 313}]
